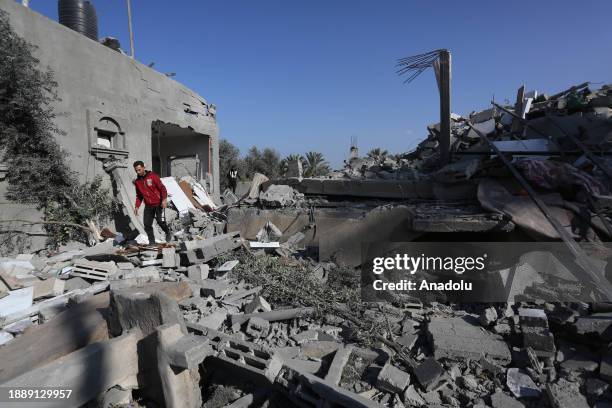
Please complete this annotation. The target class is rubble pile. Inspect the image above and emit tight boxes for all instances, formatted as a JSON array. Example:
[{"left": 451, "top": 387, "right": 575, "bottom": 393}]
[
  {"left": 337, "top": 82, "right": 612, "bottom": 181},
  {"left": 3, "top": 232, "right": 612, "bottom": 407},
  {"left": 2, "top": 82, "right": 612, "bottom": 408}
]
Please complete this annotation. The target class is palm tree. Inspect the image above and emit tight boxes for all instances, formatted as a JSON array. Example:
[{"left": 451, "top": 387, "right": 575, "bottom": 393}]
[
  {"left": 367, "top": 148, "right": 389, "bottom": 162},
  {"left": 286, "top": 154, "right": 304, "bottom": 164},
  {"left": 304, "top": 151, "right": 331, "bottom": 177},
  {"left": 279, "top": 154, "right": 303, "bottom": 176}
]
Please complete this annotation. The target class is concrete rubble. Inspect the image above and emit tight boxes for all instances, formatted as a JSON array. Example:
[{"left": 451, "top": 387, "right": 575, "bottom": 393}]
[{"left": 2, "top": 82, "right": 612, "bottom": 407}]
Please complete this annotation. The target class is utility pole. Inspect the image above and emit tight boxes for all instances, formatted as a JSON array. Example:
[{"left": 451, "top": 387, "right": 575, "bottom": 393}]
[{"left": 126, "top": 0, "right": 135, "bottom": 58}]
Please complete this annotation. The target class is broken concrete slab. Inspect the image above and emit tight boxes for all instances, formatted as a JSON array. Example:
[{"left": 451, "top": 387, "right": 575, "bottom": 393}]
[
  {"left": 157, "top": 323, "right": 202, "bottom": 408},
  {"left": 506, "top": 368, "right": 540, "bottom": 398},
  {"left": 32, "top": 276, "right": 65, "bottom": 299},
  {"left": 413, "top": 357, "right": 447, "bottom": 391},
  {"left": 0, "top": 286, "right": 33, "bottom": 318},
  {"left": 180, "top": 232, "right": 243, "bottom": 263},
  {"left": 559, "top": 350, "right": 599, "bottom": 372},
  {"left": 248, "top": 173, "right": 269, "bottom": 199},
  {"left": 490, "top": 390, "right": 525, "bottom": 408},
  {"left": 0, "top": 291, "right": 110, "bottom": 384},
  {"left": 403, "top": 384, "right": 426, "bottom": 406},
  {"left": 523, "top": 327, "right": 556, "bottom": 357},
  {"left": 64, "top": 276, "right": 92, "bottom": 291},
  {"left": 325, "top": 345, "right": 354, "bottom": 386},
  {"left": 162, "top": 247, "right": 177, "bottom": 268},
  {"left": 275, "top": 364, "right": 382, "bottom": 408},
  {"left": 427, "top": 316, "right": 511, "bottom": 364},
  {"left": 244, "top": 296, "right": 272, "bottom": 314},
  {"left": 1, "top": 329, "right": 140, "bottom": 408},
  {"left": 546, "top": 379, "right": 589, "bottom": 408},
  {"left": 197, "top": 309, "right": 228, "bottom": 331},
  {"left": 259, "top": 184, "right": 303, "bottom": 207},
  {"left": 102, "top": 387, "right": 132, "bottom": 408},
  {"left": 187, "top": 264, "right": 209, "bottom": 282},
  {"left": 0, "top": 330, "right": 13, "bottom": 346},
  {"left": 574, "top": 312, "right": 612, "bottom": 341},
  {"left": 200, "top": 279, "right": 230, "bottom": 298},
  {"left": 377, "top": 362, "right": 410, "bottom": 394}
]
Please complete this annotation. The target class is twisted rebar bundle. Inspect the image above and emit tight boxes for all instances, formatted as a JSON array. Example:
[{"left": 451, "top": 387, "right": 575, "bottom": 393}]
[{"left": 396, "top": 49, "right": 444, "bottom": 83}]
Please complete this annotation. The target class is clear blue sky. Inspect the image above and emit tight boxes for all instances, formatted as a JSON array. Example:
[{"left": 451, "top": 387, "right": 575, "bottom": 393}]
[{"left": 25, "top": 0, "right": 612, "bottom": 167}]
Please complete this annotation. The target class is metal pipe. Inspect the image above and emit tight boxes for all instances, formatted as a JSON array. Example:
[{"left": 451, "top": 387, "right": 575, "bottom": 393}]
[{"left": 126, "top": 0, "right": 135, "bottom": 58}]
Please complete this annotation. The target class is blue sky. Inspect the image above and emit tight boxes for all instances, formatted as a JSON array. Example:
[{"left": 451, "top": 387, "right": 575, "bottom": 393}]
[{"left": 25, "top": 0, "right": 612, "bottom": 167}]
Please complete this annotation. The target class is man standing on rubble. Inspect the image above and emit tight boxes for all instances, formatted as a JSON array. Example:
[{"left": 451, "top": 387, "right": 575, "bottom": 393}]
[
  {"left": 227, "top": 166, "right": 238, "bottom": 194},
  {"left": 133, "top": 161, "right": 173, "bottom": 245}
]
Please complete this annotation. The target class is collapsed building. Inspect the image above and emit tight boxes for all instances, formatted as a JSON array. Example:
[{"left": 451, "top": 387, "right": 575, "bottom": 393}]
[{"left": 3, "top": 1, "right": 612, "bottom": 408}]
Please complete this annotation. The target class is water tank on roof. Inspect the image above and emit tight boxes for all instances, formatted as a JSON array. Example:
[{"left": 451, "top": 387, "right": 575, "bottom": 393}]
[{"left": 58, "top": 0, "right": 98, "bottom": 41}]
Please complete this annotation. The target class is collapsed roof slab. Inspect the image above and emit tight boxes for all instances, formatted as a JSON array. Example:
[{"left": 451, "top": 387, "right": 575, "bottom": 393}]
[
  {"left": 266, "top": 178, "right": 479, "bottom": 201},
  {"left": 266, "top": 178, "right": 436, "bottom": 199}
]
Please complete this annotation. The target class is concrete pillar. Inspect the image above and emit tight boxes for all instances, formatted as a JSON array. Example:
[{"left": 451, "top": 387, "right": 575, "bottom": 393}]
[{"left": 437, "top": 50, "right": 451, "bottom": 166}]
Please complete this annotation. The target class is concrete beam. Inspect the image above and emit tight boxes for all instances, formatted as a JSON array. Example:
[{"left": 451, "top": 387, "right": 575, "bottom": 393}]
[
  {"left": 1, "top": 330, "right": 141, "bottom": 408},
  {"left": 0, "top": 292, "right": 110, "bottom": 384}
]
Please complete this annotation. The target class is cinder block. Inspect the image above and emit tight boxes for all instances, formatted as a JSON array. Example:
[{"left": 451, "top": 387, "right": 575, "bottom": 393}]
[{"left": 246, "top": 317, "right": 270, "bottom": 338}]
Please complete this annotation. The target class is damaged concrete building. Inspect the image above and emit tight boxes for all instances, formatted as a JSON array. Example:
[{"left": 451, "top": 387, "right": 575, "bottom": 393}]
[
  {"left": 4, "top": 1, "right": 612, "bottom": 408},
  {"left": 0, "top": 0, "right": 220, "bottom": 251}
]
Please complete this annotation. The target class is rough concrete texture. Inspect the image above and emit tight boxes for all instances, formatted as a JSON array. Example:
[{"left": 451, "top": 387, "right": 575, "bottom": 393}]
[
  {"left": 546, "top": 379, "right": 589, "bottom": 408},
  {"left": 259, "top": 184, "right": 303, "bottom": 207},
  {"left": 268, "top": 177, "right": 436, "bottom": 199},
  {"left": 574, "top": 313, "right": 612, "bottom": 341},
  {"left": 187, "top": 264, "right": 209, "bottom": 282},
  {"left": 157, "top": 323, "right": 202, "bottom": 408},
  {"left": 246, "top": 316, "right": 271, "bottom": 338},
  {"left": 428, "top": 316, "right": 511, "bottom": 364},
  {"left": 506, "top": 368, "right": 540, "bottom": 398},
  {"left": 0, "top": 0, "right": 220, "bottom": 252},
  {"left": 109, "top": 284, "right": 189, "bottom": 337},
  {"left": 376, "top": 362, "right": 410, "bottom": 394},
  {"left": 0, "top": 292, "right": 110, "bottom": 384},
  {"left": 325, "top": 345, "right": 353, "bottom": 385},
  {"left": 413, "top": 357, "right": 447, "bottom": 391},
  {"left": 490, "top": 390, "right": 525, "bottom": 408},
  {"left": 2, "top": 330, "right": 140, "bottom": 408}
]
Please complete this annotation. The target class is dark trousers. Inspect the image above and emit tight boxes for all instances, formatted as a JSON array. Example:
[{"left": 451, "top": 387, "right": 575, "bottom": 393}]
[
  {"left": 229, "top": 179, "right": 237, "bottom": 193},
  {"left": 143, "top": 205, "right": 170, "bottom": 244}
]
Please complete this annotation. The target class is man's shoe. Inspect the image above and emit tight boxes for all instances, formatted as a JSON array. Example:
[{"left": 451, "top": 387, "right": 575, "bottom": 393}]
[{"left": 165, "top": 232, "right": 173, "bottom": 242}]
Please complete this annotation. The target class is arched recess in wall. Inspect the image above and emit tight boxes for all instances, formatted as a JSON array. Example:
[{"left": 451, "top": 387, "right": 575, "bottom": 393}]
[
  {"left": 88, "top": 110, "right": 129, "bottom": 160},
  {"left": 95, "top": 117, "right": 125, "bottom": 150}
]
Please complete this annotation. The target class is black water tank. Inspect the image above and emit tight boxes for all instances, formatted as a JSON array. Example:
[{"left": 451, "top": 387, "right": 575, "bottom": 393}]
[{"left": 58, "top": 0, "right": 98, "bottom": 41}]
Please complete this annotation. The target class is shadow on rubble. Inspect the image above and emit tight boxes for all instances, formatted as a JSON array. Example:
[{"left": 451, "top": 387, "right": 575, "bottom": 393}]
[{"left": 70, "top": 300, "right": 112, "bottom": 408}]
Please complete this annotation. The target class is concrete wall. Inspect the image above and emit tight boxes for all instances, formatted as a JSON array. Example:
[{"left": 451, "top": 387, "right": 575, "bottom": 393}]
[{"left": 0, "top": 0, "right": 220, "bottom": 252}]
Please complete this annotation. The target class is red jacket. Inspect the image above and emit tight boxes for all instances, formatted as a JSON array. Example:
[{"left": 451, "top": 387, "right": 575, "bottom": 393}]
[{"left": 134, "top": 171, "right": 167, "bottom": 208}]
